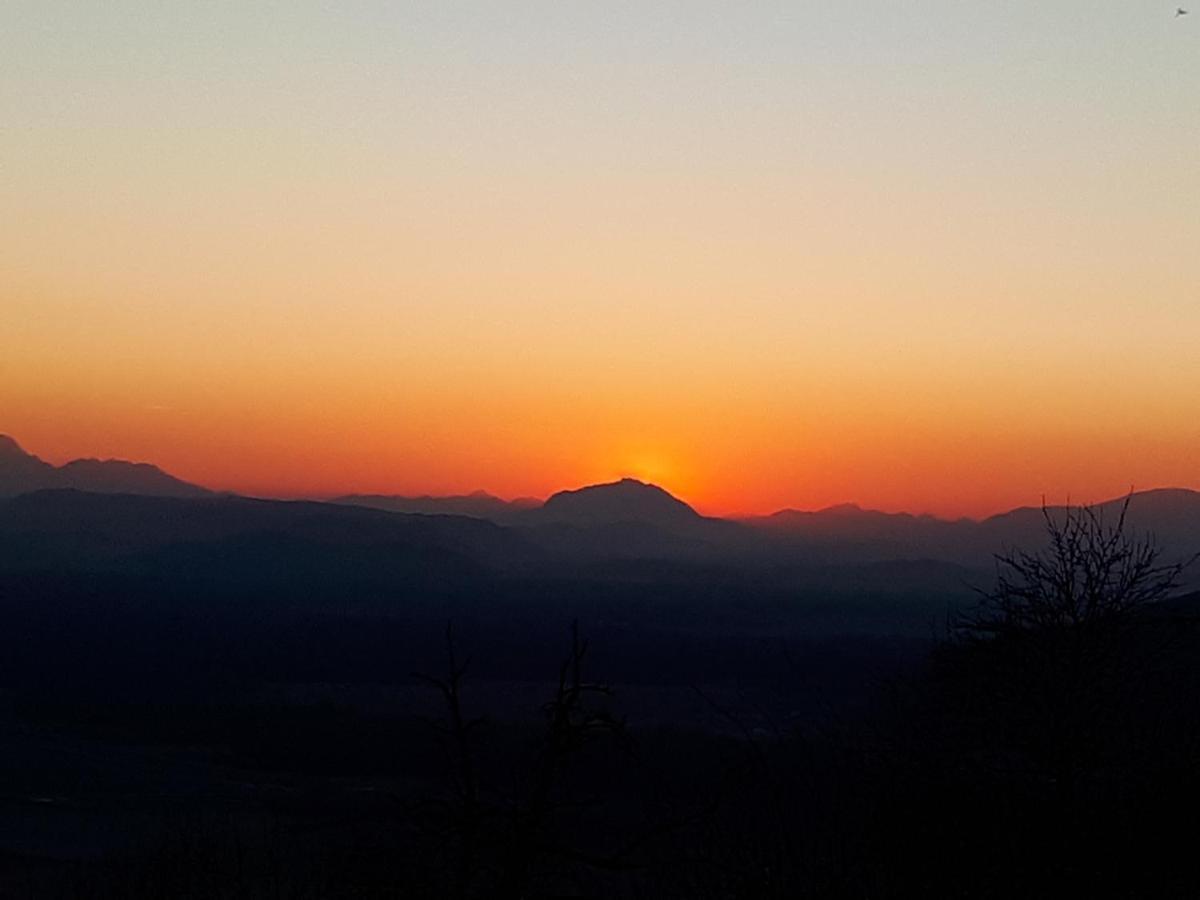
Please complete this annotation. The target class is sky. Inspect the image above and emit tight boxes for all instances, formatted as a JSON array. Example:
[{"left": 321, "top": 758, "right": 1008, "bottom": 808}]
[{"left": 3, "top": 2, "right": 1198, "bottom": 518}]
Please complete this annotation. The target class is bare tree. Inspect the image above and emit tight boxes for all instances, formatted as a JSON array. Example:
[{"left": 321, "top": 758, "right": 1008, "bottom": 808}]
[
  {"left": 415, "top": 622, "right": 681, "bottom": 899},
  {"left": 957, "top": 496, "right": 1190, "bottom": 641},
  {"left": 948, "top": 496, "right": 1195, "bottom": 806},
  {"left": 412, "top": 623, "right": 486, "bottom": 900}
]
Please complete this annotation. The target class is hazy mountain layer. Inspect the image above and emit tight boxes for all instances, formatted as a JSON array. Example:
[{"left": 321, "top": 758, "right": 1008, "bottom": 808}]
[{"left": 0, "top": 435, "right": 209, "bottom": 499}]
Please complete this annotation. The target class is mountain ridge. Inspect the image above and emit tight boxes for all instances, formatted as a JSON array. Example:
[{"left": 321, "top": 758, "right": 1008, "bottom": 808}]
[
  {"left": 533, "top": 478, "right": 704, "bottom": 527},
  {"left": 0, "top": 435, "right": 210, "bottom": 499},
  {"left": 333, "top": 490, "right": 540, "bottom": 522},
  {"left": 2, "top": 435, "right": 1197, "bottom": 570}
]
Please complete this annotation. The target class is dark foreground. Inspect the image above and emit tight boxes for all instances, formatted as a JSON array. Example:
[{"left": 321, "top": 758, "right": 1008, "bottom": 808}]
[
  {"left": 1, "top": 491, "right": 1198, "bottom": 897},
  {"left": 3, "top": 596, "right": 1199, "bottom": 899}
]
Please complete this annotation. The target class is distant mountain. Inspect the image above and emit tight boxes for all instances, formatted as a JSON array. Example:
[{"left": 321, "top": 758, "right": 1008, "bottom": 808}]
[
  {"left": 531, "top": 478, "right": 702, "bottom": 528},
  {"left": 0, "top": 435, "right": 58, "bottom": 495},
  {"left": 0, "top": 435, "right": 210, "bottom": 499},
  {"left": 55, "top": 458, "right": 211, "bottom": 498},
  {"left": 740, "top": 503, "right": 973, "bottom": 564},
  {"left": 516, "top": 479, "right": 753, "bottom": 561},
  {"left": 329, "top": 480, "right": 1200, "bottom": 570},
  {"left": 3, "top": 433, "right": 1196, "bottom": 573},
  {"left": 976, "top": 489, "right": 1200, "bottom": 587},
  {"left": 747, "top": 489, "right": 1200, "bottom": 573},
  {"left": 339, "top": 479, "right": 716, "bottom": 539},
  {"left": 334, "top": 490, "right": 540, "bottom": 522},
  {"left": 0, "top": 489, "right": 538, "bottom": 579},
  {"left": 336, "top": 479, "right": 751, "bottom": 562},
  {"left": 750, "top": 503, "right": 963, "bottom": 542}
]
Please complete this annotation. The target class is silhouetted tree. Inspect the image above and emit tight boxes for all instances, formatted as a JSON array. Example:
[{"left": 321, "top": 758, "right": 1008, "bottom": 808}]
[
  {"left": 947, "top": 496, "right": 1194, "bottom": 810},
  {"left": 957, "top": 496, "right": 1189, "bottom": 640},
  {"left": 412, "top": 623, "right": 484, "bottom": 899},
  {"left": 415, "top": 622, "right": 662, "bottom": 898}
]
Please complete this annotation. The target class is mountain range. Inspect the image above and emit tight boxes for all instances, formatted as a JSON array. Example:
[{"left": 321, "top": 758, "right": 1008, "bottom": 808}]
[
  {"left": 333, "top": 490, "right": 539, "bottom": 523},
  {"left": 2, "top": 434, "right": 1197, "bottom": 576},
  {"left": 0, "top": 435, "right": 210, "bottom": 499}
]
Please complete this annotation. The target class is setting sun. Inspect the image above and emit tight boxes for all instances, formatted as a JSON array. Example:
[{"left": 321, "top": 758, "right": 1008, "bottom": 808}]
[
  {"left": 3, "top": 5, "right": 1199, "bottom": 894},
  {"left": 3, "top": 2, "right": 1197, "bottom": 519}
]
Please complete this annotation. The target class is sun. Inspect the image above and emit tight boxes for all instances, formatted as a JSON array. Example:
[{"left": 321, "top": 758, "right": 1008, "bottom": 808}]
[
  {"left": 617, "top": 451, "right": 685, "bottom": 493},
  {"left": 584, "top": 440, "right": 702, "bottom": 504}
]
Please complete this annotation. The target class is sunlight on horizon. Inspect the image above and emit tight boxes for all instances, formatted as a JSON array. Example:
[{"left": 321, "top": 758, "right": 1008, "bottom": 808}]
[{"left": 3, "top": 2, "right": 1198, "bottom": 517}]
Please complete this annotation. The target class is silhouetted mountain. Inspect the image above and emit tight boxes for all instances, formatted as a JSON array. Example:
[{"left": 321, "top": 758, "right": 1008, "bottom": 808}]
[
  {"left": 339, "top": 480, "right": 745, "bottom": 562},
  {"left": 330, "top": 484, "right": 1200, "bottom": 571},
  {"left": 745, "top": 489, "right": 1200, "bottom": 573},
  {"left": 323, "top": 481, "right": 1200, "bottom": 570},
  {"left": 531, "top": 478, "right": 702, "bottom": 528},
  {"left": 0, "top": 489, "right": 537, "bottom": 576},
  {"left": 0, "top": 435, "right": 209, "bottom": 499},
  {"left": 1, "top": 472, "right": 1197, "bottom": 899},
  {"left": 3, "top": 434, "right": 1196, "bottom": 573},
  {"left": 0, "top": 435, "right": 58, "bottom": 495},
  {"left": 513, "top": 478, "right": 756, "bottom": 561},
  {"left": 744, "top": 503, "right": 970, "bottom": 563},
  {"left": 334, "top": 490, "right": 540, "bottom": 522},
  {"left": 975, "top": 489, "right": 1200, "bottom": 571},
  {"left": 751, "top": 503, "right": 952, "bottom": 535},
  {"left": 55, "top": 458, "right": 211, "bottom": 498}
]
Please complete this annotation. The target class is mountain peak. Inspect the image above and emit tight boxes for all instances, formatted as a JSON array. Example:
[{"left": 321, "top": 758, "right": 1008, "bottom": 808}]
[
  {"left": 819, "top": 502, "right": 865, "bottom": 515},
  {"left": 334, "top": 489, "right": 535, "bottom": 522},
  {"left": 0, "top": 436, "right": 209, "bottom": 499},
  {"left": 0, "top": 435, "right": 58, "bottom": 496},
  {"left": 0, "top": 434, "right": 29, "bottom": 457},
  {"left": 55, "top": 458, "right": 211, "bottom": 498},
  {"left": 537, "top": 478, "right": 700, "bottom": 527}
]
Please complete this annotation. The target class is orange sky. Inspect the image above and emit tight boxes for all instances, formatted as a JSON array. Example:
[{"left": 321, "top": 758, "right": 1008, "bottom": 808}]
[{"left": 3, "top": 3, "right": 1198, "bottom": 519}]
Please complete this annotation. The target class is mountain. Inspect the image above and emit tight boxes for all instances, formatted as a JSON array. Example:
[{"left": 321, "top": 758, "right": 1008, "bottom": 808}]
[
  {"left": 55, "top": 458, "right": 211, "bottom": 498},
  {"left": 0, "top": 435, "right": 58, "bottom": 495},
  {"left": 0, "top": 435, "right": 209, "bottom": 499},
  {"left": 748, "top": 503, "right": 966, "bottom": 550},
  {"left": 976, "top": 489, "right": 1200, "bottom": 587},
  {"left": 339, "top": 479, "right": 753, "bottom": 562},
  {"left": 333, "top": 480, "right": 1200, "bottom": 570},
  {"left": 747, "top": 489, "right": 1200, "bottom": 573},
  {"left": 4, "top": 433, "right": 1196, "bottom": 572},
  {"left": 0, "top": 489, "right": 538, "bottom": 579},
  {"left": 516, "top": 478, "right": 753, "bottom": 561},
  {"left": 531, "top": 478, "right": 703, "bottom": 528},
  {"left": 339, "top": 481, "right": 726, "bottom": 556},
  {"left": 334, "top": 490, "right": 540, "bottom": 522}
]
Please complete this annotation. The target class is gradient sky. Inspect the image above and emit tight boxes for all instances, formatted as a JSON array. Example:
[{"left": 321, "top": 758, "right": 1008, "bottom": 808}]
[{"left": 3, "top": 2, "right": 1198, "bottom": 517}]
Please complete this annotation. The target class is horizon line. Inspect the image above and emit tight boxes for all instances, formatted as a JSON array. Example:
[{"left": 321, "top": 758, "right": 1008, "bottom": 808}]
[{"left": 6, "top": 433, "right": 1195, "bottom": 523}]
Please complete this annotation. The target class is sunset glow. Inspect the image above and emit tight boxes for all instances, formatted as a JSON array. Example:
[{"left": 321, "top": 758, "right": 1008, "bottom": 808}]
[{"left": 4, "top": 2, "right": 1198, "bottom": 518}]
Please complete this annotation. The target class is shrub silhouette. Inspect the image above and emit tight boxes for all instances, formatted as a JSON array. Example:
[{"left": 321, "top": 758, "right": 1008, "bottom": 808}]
[
  {"left": 957, "top": 496, "right": 1189, "bottom": 639},
  {"left": 943, "top": 499, "right": 1190, "bottom": 789}
]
